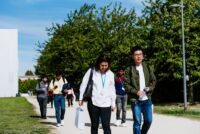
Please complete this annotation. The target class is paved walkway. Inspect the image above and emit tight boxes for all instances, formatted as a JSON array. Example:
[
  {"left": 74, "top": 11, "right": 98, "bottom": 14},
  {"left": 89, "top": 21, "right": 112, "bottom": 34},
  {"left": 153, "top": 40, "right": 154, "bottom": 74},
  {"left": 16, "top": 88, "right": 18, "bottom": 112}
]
[{"left": 25, "top": 96, "right": 200, "bottom": 134}]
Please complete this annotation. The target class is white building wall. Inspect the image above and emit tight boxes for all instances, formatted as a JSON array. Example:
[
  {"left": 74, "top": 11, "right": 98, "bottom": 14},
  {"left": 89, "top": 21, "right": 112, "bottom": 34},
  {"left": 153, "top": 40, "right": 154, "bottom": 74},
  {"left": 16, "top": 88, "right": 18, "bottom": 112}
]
[{"left": 0, "top": 29, "right": 18, "bottom": 97}]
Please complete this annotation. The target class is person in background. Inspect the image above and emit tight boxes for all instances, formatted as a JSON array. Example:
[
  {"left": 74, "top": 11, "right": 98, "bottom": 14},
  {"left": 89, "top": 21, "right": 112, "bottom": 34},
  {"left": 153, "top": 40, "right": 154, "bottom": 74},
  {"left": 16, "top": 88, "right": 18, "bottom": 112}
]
[
  {"left": 79, "top": 54, "right": 116, "bottom": 134},
  {"left": 36, "top": 76, "right": 49, "bottom": 119},
  {"left": 49, "top": 72, "right": 68, "bottom": 127},
  {"left": 124, "top": 46, "right": 156, "bottom": 134},
  {"left": 114, "top": 67, "right": 127, "bottom": 127},
  {"left": 63, "top": 83, "right": 75, "bottom": 107},
  {"left": 48, "top": 90, "right": 54, "bottom": 108}
]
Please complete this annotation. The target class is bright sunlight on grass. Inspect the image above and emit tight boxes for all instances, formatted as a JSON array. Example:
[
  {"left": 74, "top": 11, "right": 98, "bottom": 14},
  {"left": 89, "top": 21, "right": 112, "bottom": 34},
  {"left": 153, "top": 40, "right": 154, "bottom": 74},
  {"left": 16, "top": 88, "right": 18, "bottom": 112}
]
[
  {"left": 154, "top": 103, "right": 200, "bottom": 120},
  {"left": 0, "top": 97, "right": 50, "bottom": 134}
]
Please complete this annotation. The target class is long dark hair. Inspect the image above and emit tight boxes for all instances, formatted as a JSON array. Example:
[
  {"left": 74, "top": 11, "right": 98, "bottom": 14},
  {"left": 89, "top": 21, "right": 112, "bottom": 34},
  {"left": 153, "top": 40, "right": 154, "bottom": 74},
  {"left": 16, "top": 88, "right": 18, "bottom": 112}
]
[{"left": 95, "top": 54, "right": 111, "bottom": 71}]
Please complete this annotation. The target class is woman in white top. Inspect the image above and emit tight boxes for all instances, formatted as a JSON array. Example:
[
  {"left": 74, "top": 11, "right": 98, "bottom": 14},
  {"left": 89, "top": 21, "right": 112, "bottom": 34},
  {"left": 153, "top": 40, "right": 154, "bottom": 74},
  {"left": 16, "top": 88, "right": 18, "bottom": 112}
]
[{"left": 79, "top": 54, "right": 116, "bottom": 134}]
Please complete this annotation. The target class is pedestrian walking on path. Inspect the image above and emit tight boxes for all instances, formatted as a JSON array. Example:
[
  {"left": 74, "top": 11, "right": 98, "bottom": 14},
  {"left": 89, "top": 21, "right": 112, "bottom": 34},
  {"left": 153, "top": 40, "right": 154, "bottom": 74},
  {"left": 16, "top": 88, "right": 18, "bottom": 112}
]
[
  {"left": 124, "top": 46, "right": 156, "bottom": 134},
  {"left": 35, "top": 75, "right": 49, "bottom": 119},
  {"left": 79, "top": 54, "right": 116, "bottom": 134},
  {"left": 49, "top": 72, "right": 68, "bottom": 127},
  {"left": 114, "top": 67, "right": 127, "bottom": 127},
  {"left": 25, "top": 96, "right": 200, "bottom": 134}
]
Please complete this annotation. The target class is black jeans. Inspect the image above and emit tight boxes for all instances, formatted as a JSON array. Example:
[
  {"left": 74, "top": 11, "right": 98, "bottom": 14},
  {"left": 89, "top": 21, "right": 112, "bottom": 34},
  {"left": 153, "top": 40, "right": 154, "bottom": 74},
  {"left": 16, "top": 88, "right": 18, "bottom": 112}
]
[
  {"left": 37, "top": 96, "right": 48, "bottom": 118},
  {"left": 87, "top": 100, "right": 112, "bottom": 134}
]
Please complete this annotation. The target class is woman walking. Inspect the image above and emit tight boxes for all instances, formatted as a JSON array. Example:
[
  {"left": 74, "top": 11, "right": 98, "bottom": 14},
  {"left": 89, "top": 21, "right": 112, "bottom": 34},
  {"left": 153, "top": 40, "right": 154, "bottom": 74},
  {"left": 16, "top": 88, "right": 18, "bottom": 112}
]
[{"left": 79, "top": 54, "right": 116, "bottom": 134}]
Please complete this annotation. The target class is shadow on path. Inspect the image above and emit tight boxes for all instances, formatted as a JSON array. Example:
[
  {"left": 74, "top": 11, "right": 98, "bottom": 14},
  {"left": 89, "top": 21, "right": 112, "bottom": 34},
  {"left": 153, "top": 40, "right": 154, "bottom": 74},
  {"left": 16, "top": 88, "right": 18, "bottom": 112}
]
[
  {"left": 40, "top": 121, "right": 57, "bottom": 127},
  {"left": 126, "top": 118, "right": 133, "bottom": 121},
  {"left": 30, "top": 115, "right": 41, "bottom": 118},
  {"left": 47, "top": 115, "right": 56, "bottom": 118},
  {"left": 85, "top": 123, "right": 117, "bottom": 127}
]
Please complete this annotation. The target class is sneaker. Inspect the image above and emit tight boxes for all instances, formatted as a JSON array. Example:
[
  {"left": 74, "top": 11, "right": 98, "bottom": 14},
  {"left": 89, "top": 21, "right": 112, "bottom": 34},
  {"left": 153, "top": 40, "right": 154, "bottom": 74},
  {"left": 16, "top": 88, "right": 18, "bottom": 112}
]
[
  {"left": 61, "top": 120, "right": 64, "bottom": 126},
  {"left": 99, "top": 124, "right": 102, "bottom": 129},
  {"left": 115, "top": 120, "right": 121, "bottom": 127},
  {"left": 120, "top": 123, "right": 126, "bottom": 127},
  {"left": 56, "top": 123, "right": 61, "bottom": 127},
  {"left": 42, "top": 116, "right": 47, "bottom": 119}
]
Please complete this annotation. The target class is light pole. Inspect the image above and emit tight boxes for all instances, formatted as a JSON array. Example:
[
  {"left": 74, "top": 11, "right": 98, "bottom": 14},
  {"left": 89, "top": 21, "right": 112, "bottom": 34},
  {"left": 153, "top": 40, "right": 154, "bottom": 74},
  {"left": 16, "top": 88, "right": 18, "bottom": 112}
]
[{"left": 171, "top": 0, "right": 187, "bottom": 111}]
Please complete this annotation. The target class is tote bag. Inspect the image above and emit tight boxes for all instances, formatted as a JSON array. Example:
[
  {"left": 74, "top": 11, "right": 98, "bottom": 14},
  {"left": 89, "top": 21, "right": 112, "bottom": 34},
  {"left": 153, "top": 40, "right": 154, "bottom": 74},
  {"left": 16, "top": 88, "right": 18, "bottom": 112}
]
[
  {"left": 75, "top": 107, "right": 85, "bottom": 129},
  {"left": 83, "top": 68, "right": 93, "bottom": 101}
]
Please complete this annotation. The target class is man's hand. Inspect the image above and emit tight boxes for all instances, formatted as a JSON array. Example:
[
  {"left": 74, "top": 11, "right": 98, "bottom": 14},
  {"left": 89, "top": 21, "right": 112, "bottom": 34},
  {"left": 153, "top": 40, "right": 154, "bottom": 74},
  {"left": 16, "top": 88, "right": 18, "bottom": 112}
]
[
  {"left": 137, "top": 90, "right": 145, "bottom": 97},
  {"left": 63, "top": 89, "right": 68, "bottom": 94}
]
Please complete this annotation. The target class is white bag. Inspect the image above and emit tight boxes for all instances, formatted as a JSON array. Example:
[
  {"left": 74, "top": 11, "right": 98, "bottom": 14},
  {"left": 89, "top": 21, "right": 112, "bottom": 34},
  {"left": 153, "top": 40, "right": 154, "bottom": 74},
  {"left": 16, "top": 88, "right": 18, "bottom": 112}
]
[{"left": 75, "top": 107, "right": 85, "bottom": 129}]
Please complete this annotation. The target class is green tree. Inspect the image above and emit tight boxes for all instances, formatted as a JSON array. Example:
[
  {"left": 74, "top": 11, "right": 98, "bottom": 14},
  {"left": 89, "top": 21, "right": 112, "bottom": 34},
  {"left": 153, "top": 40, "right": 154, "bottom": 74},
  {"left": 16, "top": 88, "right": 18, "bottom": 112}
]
[
  {"left": 18, "top": 79, "right": 38, "bottom": 93},
  {"left": 35, "top": 1, "right": 200, "bottom": 102},
  {"left": 141, "top": 0, "right": 200, "bottom": 102},
  {"left": 25, "top": 70, "right": 34, "bottom": 76},
  {"left": 35, "top": 3, "right": 138, "bottom": 85}
]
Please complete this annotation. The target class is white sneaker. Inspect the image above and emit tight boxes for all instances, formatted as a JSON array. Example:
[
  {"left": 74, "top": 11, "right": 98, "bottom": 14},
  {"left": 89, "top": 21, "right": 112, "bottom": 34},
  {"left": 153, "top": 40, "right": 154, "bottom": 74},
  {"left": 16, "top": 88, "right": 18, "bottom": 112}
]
[
  {"left": 61, "top": 120, "right": 64, "bottom": 126},
  {"left": 120, "top": 123, "right": 126, "bottom": 127},
  {"left": 115, "top": 120, "right": 121, "bottom": 127},
  {"left": 56, "top": 123, "right": 61, "bottom": 127},
  {"left": 99, "top": 124, "right": 102, "bottom": 129}
]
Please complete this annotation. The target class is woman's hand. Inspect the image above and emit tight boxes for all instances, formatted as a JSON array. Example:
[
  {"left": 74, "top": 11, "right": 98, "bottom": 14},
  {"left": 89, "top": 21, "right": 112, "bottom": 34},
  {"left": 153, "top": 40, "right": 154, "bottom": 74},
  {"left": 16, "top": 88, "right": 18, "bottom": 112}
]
[
  {"left": 111, "top": 106, "right": 115, "bottom": 112},
  {"left": 78, "top": 100, "right": 83, "bottom": 106}
]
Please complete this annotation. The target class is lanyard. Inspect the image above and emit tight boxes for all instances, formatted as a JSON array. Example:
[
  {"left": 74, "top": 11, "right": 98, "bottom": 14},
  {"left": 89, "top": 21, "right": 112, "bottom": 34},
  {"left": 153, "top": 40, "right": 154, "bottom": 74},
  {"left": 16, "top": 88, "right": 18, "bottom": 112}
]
[
  {"left": 119, "top": 77, "right": 124, "bottom": 85},
  {"left": 101, "top": 74, "right": 106, "bottom": 89}
]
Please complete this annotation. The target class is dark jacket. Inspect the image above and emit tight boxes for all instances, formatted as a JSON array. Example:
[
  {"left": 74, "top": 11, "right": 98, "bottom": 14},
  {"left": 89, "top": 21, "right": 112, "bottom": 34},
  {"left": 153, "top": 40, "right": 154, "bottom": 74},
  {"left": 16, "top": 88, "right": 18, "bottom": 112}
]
[
  {"left": 36, "top": 81, "right": 48, "bottom": 98},
  {"left": 115, "top": 76, "right": 126, "bottom": 95},
  {"left": 124, "top": 62, "right": 156, "bottom": 103}
]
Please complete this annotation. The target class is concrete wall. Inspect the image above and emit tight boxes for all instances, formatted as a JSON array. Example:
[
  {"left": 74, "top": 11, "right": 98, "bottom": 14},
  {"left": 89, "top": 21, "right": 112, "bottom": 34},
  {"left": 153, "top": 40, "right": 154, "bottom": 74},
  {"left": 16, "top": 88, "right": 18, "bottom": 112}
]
[{"left": 0, "top": 29, "right": 18, "bottom": 97}]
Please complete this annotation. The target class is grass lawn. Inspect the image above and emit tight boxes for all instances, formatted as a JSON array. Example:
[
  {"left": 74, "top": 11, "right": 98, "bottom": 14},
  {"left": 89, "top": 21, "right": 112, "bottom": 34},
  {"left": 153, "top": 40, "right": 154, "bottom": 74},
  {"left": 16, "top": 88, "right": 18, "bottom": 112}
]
[
  {"left": 0, "top": 97, "right": 50, "bottom": 134},
  {"left": 154, "top": 103, "right": 200, "bottom": 121}
]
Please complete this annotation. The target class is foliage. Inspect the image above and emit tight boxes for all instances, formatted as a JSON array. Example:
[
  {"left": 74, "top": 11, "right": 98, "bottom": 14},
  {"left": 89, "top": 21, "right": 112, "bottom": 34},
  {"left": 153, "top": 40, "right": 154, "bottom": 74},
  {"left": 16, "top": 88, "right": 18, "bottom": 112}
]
[
  {"left": 141, "top": 0, "right": 200, "bottom": 102},
  {"left": 25, "top": 70, "right": 34, "bottom": 76},
  {"left": 18, "top": 79, "right": 38, "bottom": 93},
  {"left": 35, "top": 1, "right": 200, "bottom": 102},
  {"left": 35, "top": 3, "right": 138, "bottom": 84}
]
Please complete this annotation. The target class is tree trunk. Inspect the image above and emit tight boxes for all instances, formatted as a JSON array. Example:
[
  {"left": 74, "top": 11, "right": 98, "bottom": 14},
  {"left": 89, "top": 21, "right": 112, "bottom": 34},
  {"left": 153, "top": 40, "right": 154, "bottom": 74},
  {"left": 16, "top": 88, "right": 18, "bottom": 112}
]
[{"left": 188, "top": 82, "right": 194, "bottom": 104}]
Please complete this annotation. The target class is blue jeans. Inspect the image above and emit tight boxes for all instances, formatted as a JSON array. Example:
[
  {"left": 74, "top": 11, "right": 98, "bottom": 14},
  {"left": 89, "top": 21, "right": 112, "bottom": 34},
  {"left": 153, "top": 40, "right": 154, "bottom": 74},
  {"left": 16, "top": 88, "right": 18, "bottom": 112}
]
[
  {"left": 132, "top": 99, "right": 152, "bottom": 134},
  {"left": 116, "top": 94, "right": 127, "bottom": 123},
  {"left": 54, "top": 95, "right": 66, "bottom": 123}
]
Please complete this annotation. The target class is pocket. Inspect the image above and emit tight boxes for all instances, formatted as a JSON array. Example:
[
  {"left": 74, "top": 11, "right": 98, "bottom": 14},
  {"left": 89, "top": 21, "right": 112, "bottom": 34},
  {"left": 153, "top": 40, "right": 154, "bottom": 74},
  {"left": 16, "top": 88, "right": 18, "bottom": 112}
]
[{"left": 146, "top": 99, "right": 152, "bottom": 107}]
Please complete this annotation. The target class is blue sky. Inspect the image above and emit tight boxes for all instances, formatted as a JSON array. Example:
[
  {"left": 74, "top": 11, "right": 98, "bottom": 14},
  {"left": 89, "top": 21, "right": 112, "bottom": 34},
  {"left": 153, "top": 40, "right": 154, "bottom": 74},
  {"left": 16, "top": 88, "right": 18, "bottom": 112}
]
[{"left": 0, "top": 0, "right": 143, "bottom": 76}]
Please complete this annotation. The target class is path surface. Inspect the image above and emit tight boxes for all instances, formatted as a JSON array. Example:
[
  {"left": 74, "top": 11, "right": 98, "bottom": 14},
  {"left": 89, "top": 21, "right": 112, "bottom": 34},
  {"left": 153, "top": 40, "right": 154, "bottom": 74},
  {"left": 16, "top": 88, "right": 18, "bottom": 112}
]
[{"left": 25, "top": 96, "right": 200, "bottom": 134}]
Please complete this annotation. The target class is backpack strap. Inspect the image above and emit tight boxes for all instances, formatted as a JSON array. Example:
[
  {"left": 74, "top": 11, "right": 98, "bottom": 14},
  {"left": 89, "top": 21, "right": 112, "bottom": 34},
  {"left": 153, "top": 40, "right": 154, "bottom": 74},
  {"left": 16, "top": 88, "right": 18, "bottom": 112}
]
[
  {"left": 89, "top": 68, "right": 94, "bottom": 82},
  {"left": 53, "top": 77, "right": 66, "bottom": 86}
]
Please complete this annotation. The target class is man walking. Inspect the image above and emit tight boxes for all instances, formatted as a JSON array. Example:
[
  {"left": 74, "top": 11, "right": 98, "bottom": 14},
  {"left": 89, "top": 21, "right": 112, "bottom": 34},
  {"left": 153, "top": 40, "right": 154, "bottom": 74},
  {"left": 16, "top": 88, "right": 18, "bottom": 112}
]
[
  {"left": 114, "top": 67, "right": 127, "bottom": 127},
  {"left": 124, "top": 46, "right": 156, "bottom": 134},
  {"left": 49, "top": 72, "right": 68, "bottom": 127}
]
